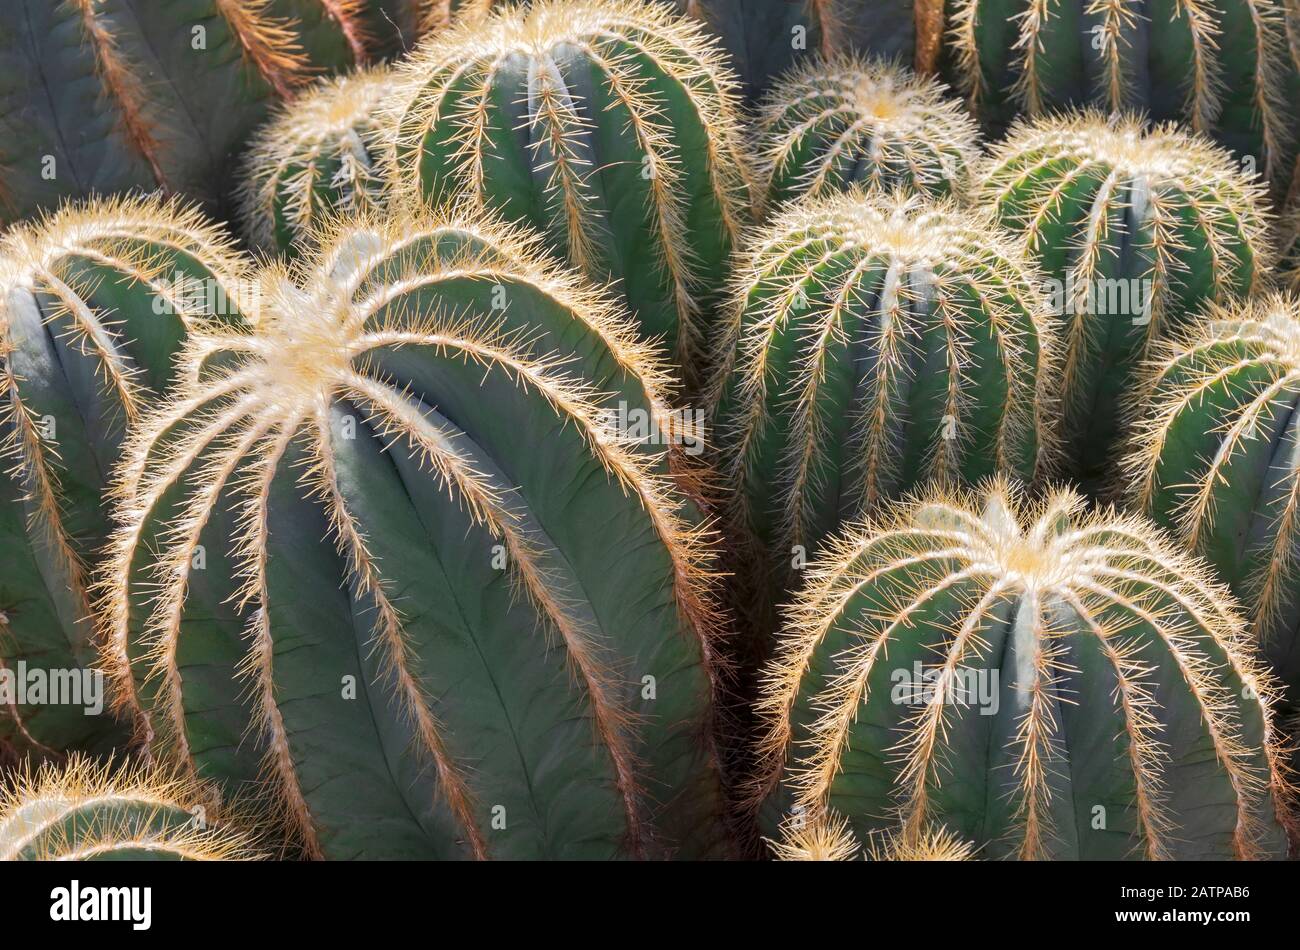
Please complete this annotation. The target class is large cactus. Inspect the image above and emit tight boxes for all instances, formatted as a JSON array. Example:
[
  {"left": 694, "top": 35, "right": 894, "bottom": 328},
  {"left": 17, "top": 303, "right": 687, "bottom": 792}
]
[
  {"left": 707, "top": 190, "right": 1053, "bottom": 626},
  {"left": 753, "top": 480, "right": 1294, "bottom": 860},
  {"left": 387, "top": 0, "right": 751, "bottom": 384},
  {"left": 1127, "top": 293, "right": 1300, "bottom": 706},
  {"left": 101, "top": 206, "right": 730, "bottom": 860},
  {"left": 0, "top": 754, "right": 259, "bottom": 860},
  {"left": 943, "top": 0, "right": 1300, "bottom": 195},
  {"left": 753, "top": 55, "right": 980, "bottom": 214},
  {"left": 0, "top": 0, "right": 371, "bottom": 225},
  {"left": 983, "top": 113, "right": 1269, "bottom": 482},
  {"left": 0, "top": 196, "right": 250, "bottom": 757},
  {"left": 239, "top": 66, "right": 395, "bottom": 257}
]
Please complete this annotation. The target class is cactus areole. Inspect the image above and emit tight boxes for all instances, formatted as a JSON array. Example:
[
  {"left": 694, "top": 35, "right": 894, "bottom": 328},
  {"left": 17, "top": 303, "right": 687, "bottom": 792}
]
[
  {"left": 755, "top": 482, "right": 1292, "bottom": 860},
  {"left": 102, "top": 208, "right": 729, "bottom": 860},
  {"left": 388, "top": 0, "right": 751, "bottom": 384}
]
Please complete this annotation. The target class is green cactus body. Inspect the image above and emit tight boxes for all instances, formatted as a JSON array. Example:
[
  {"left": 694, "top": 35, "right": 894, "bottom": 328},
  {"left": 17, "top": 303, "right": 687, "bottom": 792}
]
[
  {"left": 983, "top": 114, "right": 1268, "bottom": 482},
  {"left": 239, "top": 66, "right": 394, "bottom": 257},
  {"left": 753, "top": 55, "right": 980, "bottom": 214},
  {"left": 0, "top": 0, "right": 369, "bottom": 225},
  {"left": 754, "top": 481, "right": 1293, "bottom": 860},
  {"left": 0, "top": 197, "right": 250, "bottom": 756},
  {"left": 1129, "top": 294, "right": 1300, "bottom": 705},
  {"left": 102, "top": 208, "right": 729, "bottom": 860},
  {"left": 708, "top": 190, "right": 1052, "bottom": 621},
  {"left": 944, "top": 0, "right": 1300, "bottom": 195},
  {"left": 682, "top": 0, "right": 947, "bottom": 101},
  {"left": 0, "top": 754, "right": 259, "bottom": 860},
  {"left": 387, "top": 0, "right": 751, "bottom": 384}
]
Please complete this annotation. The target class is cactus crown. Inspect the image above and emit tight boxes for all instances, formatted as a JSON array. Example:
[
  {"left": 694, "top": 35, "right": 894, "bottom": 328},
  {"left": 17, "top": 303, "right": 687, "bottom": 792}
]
[
  {"left": 100, "top": 204, "right": 723, "bottom": 859},
  {"left": 755, "top": 479, "right": 1291, "bottom": 860},
  {"left": 709, "top": 189, "right": 1053, "bottom": 566},
  {"left": 753, "top": 54, "right": 980, "bottom": 210},
  {"left": 0, "top": 754, "right": 259, "bottom": 860},
  {"left": 238, "top": 66, "right": 394, "bottom": 254}
]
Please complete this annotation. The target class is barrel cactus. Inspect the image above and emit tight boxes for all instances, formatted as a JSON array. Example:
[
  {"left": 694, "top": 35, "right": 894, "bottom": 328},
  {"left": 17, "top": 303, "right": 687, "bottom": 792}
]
[
  {"left": 0, "top": 754, "right": 259, "bottom": 860},
  {"left": 766, "top": 811, "right": 974, "bottom": 860},
  {"left": 0, "top": 196, "right": 250, "bottom": 756},
  {"left": 707, "top": 189, "right": 1053, "bottom": 626},
  {"left": 387, "top": 0, "right": 751, "bottom": 384},
  {"left": 943, "top": 0, "right": 1300, "bottom": 194},
  {"left": 239, "top": 66, "right": 395, "bottom": 257},
  {"left": 753, "top": 480, "right": 1293, "bottom": 860},
  {"left": 983, "top": 113, "right": 1270, "bottom": 482},
  {"left": 0, "top": 0, "right": 369, "bottom": 225},
  {"left": 753, "top": 55, "right": 980, "bottom": 213},
  {"left": 1127, "top": 293, "right": 1300, "bottom": 705},
  {"left": 101, "top": 206, "right": 729, "bottom": 860}
]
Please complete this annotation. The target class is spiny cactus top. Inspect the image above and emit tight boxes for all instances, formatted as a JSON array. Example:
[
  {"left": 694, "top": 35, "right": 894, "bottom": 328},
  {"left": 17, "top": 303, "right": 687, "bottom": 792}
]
[
  {"left": 766, "top": 811, "right": 974, "bottom": 860},
  {"left": 0, "top": 195, "right": 250, "bottom": 756},
  {"left": 754, "top": 481, "right": 1293, "bottom": 860},
  {"left": 0, "top": 1, "right": 374, "bottom": 224},
  {"left": 944, "top": 0, "right": 1300, "bottom": 194},
  {"left": 101, "top": 206, "right": 729, "bottom": 860},
  {"left": 983, "top": 113, "right": 1269, "bottom": 481},
  {"left": 239, "top": 66, "right": 395, "bottom": 256},
  {"left": 753, "top": 54, "right": 980, "bottom": 212},
  {"left": 387, "top": 0, "right": 751, "bottom": 383},
  {"left": 708, "top": 190, "right": 1053, "bottom": 615},
  {"left": 0, "top": 754, "right": 259, "bottom": 860},
  {"left": 1128, "top": 293, "right": 1300, "bottom": 704}
]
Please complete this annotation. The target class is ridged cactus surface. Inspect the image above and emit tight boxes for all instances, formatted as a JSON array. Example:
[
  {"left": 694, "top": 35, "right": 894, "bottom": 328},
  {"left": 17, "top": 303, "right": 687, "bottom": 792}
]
[
  {"left": 0, "top": 0, "right": 368, "bottom": 224},
  {"left": 0, "top": 196, "right": 249, "bottom": 756},
  {"left": 708, "top": 190, "right": 1052, "bottom": 615},
  {"left": 387, "top": 0, "right": 751, "bottom": 383},
  {"left": 239, "top": 67, "right": 395, "bottom": 256},
  {"left": 0, "top": 754, "right": 259, "bottom": 860},
  {"left": 984, "top": 114, "right": 1269, "bottom": 481},
  {"left": 753, "top": 55, "right": 980, "bottom": 213},
  {"left": 944, "top": 0, "right": 1300, "bottom": 194},
  {"left": 754, "top": 481, "right": 1293, "bottom": 860},
  {"left": 1128, "top": 293, "right": 1300, "bottom": 704},
  {"left": 102, "top": 207, "right": 728, "bottom": 860}
]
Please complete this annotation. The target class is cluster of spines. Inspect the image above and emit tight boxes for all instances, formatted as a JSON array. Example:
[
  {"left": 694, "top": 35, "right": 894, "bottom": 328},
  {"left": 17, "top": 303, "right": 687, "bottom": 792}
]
[
  {"left": 752, "top": 53, "right": 980, "bottom": 211},
  {"left": 752, "top": 480, "right": 1293, "bottom": 860},
  {"left": 765, "top": 811, "right": 974, "bottom": 861},
  {"left": 0, "top": 754, "right": 260, "bottom": 861}
]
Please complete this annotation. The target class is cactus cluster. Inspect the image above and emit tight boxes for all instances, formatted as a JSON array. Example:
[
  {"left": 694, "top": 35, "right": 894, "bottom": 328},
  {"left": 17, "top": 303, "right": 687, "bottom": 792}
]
[
  {"left": 754, "top": 481, "right": 1293, "bottom": 860},
  {"left": 983, "top": 113, "right": 1270, "bottom": 481}
]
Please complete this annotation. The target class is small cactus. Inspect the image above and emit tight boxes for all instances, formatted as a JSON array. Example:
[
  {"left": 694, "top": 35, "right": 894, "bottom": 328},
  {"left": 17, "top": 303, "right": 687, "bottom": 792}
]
[
  {"left": 239, "top": 66, "right": 395, "bottom": 257},
  {"left": 944, "top": 0, "right": 1300, "bottom": 195},
  {"left": 0, "top": 0, "right": 371, "bottom": 224},
  {"left": 0, "top": 754, "right": 259, "bottom": 860},
  {"left": 387, "top": 0, "right": 752, "bottom": 384},
  {"left": 0, "top": 196, "right": 250, "bottom": 755},
  {"left": 765, "top": 811, "right": 974, "bottom": 860},
  {"left": 753, "top": 54, "right": 980, "bottom": 213},
  {"left": 754, "top": 480, "right": 1293, "bottom": 860},
  {"left": 101, "top": 205, "right": 729, "bottom": 860},
  {"left": 708, "top": 189, "right": 1053, "bottom": 625},
  {"left": 983, "top": 113, "right": 1270, "bottom": 482},
  {"left": 1127, "top": 293, "right": 1300, "bottom": 706}
]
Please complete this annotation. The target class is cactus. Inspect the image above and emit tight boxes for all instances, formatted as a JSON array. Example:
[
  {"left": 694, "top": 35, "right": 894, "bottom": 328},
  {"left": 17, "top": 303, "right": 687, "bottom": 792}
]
[
  {"left": 239, "top": 66, "right": 395, "bottom": 257},
  {"left": 707, "top": 190, "right": 1053, "bottom": 627},
  {"left": 983, "top": 113, "right": 1269, "bottom": 483},
  {"left": 355, "top": 0, "right": 494, "bottom": 58},
  {"left": 100, "top": 206, "right": 730, "bottom": 860},
  {"left": 387, "top": 0, "right": 751, "bottom": 385},
  {"left": 753, "top": 480, "right": 1294, "bottom": 860},
  {"left": 0, "top": 196, "right": 251, "bottom": 757},
  {"left": 765, "top": 811, "right": 974, "bottom": 860},
  {"left": 1281, "top": 205, "right": 1300, "bottom": 291},
  {"left": 1127, "top": 293, "right": 1300, "bottom": 707},
  {"left": 0, "top": 754, "right": 260, "bottom": 860},
  {"left": 0, "top": 0, "right": 370, "bottom": 225},
  {"left": 943, "top": 0, "right": 1300, "bottom": 195},
  {"left": 682, "top": 0, "right": 948, "bottom": 101},
  {"left": 753, "top": 54, "right": 980, "bottom": 214}
]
